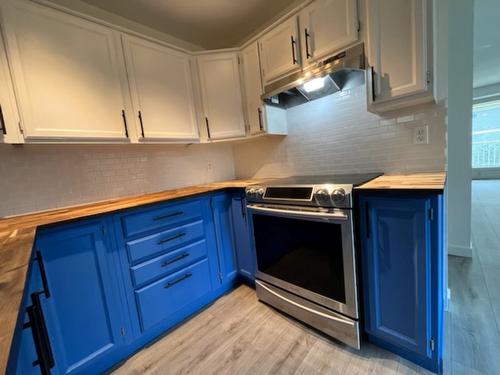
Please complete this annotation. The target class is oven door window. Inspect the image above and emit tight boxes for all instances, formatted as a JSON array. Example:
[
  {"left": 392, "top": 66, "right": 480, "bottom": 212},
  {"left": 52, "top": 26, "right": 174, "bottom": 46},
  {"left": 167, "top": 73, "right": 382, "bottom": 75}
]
[{"left": 252, "top": 213, "right": 346, "bottom": 304}]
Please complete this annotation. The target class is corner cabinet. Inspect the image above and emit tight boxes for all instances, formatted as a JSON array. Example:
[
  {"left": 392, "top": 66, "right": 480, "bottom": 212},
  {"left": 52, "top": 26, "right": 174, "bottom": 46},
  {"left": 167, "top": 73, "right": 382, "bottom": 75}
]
[
  {"left": 358, "top": 192, "right": 444, "bottom": 373},
  {"left": 1, "top": 0, "right": 131, "bottom": 141},
  {"left": 365, "top": 0, "right": 434, "bottom": 112},
  {"left": 231, "top": 194, "right": 256, "bottom": 282},
  {"left": 121, "top": 35, "right": 199, "bottom": 142},
  {"left": 196, "top": 52, "right": 246, "bottom": 140}
]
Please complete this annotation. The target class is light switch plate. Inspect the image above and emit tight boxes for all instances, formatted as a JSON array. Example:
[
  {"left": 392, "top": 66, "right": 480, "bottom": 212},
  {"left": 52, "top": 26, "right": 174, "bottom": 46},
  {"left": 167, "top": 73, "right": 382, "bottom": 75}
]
[{"left": 414, "top": 125, "right": 429, "bottom": 144}]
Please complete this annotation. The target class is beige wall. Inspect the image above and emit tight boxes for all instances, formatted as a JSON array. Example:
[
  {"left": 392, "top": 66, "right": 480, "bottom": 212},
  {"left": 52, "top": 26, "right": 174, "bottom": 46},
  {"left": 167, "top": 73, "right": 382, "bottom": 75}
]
[
  {"left": 0, "top": 143, "right": 234, "bottom": 216},
  {"left": 233, "top": 85, "right": 447, "bottom": 178}
]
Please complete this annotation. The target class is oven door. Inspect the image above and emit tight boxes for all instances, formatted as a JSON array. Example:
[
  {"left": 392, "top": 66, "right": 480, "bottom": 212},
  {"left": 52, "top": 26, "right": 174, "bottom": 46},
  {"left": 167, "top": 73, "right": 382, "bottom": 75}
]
[{"left": 247, "top": 203, "right": 359, "bottom": 319}]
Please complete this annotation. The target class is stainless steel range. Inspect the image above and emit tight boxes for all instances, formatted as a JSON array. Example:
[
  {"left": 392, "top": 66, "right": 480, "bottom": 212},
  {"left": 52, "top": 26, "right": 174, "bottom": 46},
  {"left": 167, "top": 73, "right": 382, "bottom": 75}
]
[{"left": 246, "top": 173, "right": 381, "bottom": 349}]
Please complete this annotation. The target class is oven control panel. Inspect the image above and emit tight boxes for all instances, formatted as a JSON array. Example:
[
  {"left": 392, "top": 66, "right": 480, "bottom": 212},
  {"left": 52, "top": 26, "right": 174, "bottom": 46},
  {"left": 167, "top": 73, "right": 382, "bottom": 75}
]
[{"left": 245, "top": 184, "right": 353, "bottom": 208}]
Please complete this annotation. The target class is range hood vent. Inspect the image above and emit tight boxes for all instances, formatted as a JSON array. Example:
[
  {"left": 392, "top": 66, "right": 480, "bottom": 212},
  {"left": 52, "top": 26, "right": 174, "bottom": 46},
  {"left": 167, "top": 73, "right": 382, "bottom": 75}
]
[{"left": 262, "top": 43, "right": 365, "bottom": 109}]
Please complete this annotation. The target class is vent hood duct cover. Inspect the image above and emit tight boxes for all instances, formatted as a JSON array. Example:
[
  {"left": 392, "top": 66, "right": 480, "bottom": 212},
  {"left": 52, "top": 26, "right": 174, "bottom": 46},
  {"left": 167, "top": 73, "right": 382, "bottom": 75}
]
[{"left": 263, "top": 43, "right": 365, "bottom": 109}]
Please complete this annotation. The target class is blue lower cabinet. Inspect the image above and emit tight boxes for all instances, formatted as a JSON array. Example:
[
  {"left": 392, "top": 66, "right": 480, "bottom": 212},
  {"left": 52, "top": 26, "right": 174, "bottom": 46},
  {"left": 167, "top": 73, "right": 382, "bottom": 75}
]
[
  {"left": 210, "top": 193, "right": 239, "bottom": 287},
  {"left": 135, "top": 258, "right": 212, "bottom": 331},
  {"left": 358, "top": 193, "right": 444, "bottom": 373},
  {"left": 17, "top": 218, "right": 128, "bottom": 375},
  {"left": 231, "top": 195, "right": 256, "bottom": 282}
]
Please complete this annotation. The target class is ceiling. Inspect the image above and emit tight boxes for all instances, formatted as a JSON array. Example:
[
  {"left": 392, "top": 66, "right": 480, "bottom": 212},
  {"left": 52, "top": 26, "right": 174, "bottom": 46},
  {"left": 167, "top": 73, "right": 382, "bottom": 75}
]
[
  {"left": 79, "top": 0, "right": 304, "bottom": 49},
  {"left": 474, "top": 0, "right": 500, "bottom": 88}
]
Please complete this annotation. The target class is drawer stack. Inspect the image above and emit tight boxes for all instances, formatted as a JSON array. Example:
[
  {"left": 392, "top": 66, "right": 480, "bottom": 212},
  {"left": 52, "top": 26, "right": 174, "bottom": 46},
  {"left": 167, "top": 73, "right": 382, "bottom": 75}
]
[{"left": 118, "top": 199, "right": 213, "bottom": 331}]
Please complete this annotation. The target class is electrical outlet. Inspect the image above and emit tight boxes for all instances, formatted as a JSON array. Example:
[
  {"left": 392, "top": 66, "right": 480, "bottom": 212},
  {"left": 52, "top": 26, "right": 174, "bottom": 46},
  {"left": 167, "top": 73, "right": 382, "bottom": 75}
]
[{"left": 413, "top": 125, "right": 429, "bottom": 144}]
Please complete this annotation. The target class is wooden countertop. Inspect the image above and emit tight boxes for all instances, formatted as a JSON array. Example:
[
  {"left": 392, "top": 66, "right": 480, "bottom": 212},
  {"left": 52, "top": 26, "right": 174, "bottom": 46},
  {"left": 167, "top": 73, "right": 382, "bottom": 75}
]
[
  {"left": 0, "top": 172, "right": 446, "bottom": 372},
  {"left": 0, "top": 178, "right": 262, "bottom": 374},
  {"left": 356, "top": 172, "right": 446, "bottom": 190}
]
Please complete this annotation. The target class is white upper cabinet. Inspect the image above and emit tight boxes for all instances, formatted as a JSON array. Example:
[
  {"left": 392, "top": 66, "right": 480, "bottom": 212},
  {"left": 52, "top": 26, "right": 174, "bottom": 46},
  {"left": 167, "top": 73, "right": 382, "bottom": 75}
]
[
  {"left": 0, "top": 27, "right": 22, "bottom": 144},
  {"left": 122, "top": 35, "right": 199, "bottom": 141},
  {"left": 299, "top": 0, "right": 358, "bottom": 65},
  {"left": 259, "top": 17, "right": 301, "bottom": 85},
  {"left": 366, "top": 0, "right": 432, "bottom": 111},
  {"left": 240, "top": 42, "right": 265, "bottom": 135},
  {"left": 197, "top": 52, "right": 246, "bottom": 140},
  {"left": 1, "top": 0, "right": 131, "bottom": 140}
]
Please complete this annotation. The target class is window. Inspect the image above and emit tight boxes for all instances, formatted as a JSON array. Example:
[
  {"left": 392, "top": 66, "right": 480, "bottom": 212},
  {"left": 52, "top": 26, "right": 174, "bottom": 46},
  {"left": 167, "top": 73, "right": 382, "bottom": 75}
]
[{"left": 472, "top": 100, "right": 500, "bottom": 169}]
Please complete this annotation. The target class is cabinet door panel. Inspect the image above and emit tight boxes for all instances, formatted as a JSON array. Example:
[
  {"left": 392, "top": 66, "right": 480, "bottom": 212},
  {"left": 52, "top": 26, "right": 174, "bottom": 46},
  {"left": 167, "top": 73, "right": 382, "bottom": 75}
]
[
  {"left": 36, "top": 220, "right": 125, "bottom": 374},
  {"left": 197, "top": 53, "right": 246, "bottom": 140},
  {"left": 122, "top": 35, "right": 199, "bottom": 141},
  {"left": 241, "top": 42, "right": 264, "bottom": 135},
  {"left": 366, "top": 0, "right": 427, "bottom": 102},
  {"left": 1, "top": 0, "right": 129, "bottom": 139},
  {"left": 300, "top": 0, "right": 358, "bottom": 64},
  {"left": 259, "top": 17, "right": 300, "bottom": 84},
  {"left": 231, "top": 196, "right": 256, "bottom": 280},
  {"left": 360, "top": 196, "right": 431, "bottom": 358}
]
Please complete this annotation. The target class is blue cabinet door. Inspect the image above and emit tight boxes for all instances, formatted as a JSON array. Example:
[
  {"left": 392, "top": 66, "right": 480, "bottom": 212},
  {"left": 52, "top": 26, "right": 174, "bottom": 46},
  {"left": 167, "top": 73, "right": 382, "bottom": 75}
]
[
  {"left": 211, "top": 193, "right": 238, "bottom": 286},
  {"left": 231, "top": 195, "right": 256, "bottom": 281},
  {"left": 359, "top": 194, "right": 443, "bottom": 373},
  {"left": 35, "top": 219, "right": 126, "bottom": 374}
]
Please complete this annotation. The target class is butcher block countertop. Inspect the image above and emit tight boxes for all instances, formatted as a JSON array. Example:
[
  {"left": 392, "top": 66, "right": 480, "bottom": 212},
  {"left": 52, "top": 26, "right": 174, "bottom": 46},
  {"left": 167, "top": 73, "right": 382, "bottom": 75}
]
[
  {"left": 0, "top": 172, "right": 445, "bottom": 372},
  {"left": 356, "top": 172, "right": 446, "bottom": 190}
]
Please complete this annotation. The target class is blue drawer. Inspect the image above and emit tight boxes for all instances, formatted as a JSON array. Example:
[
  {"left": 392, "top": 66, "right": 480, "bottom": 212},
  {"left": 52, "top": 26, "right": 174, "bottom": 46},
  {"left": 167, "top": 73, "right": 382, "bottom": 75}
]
[
  {"left": 135, "top": 258, "right": 212, "bottom": 331},
  {"left": 126, "top": 220, "right": 204, "bottom": 263},
  {"left": 130, "top": 240, "right": 208, "bottom": 287},
  {"left": 120, "top": 199, "right": 203, "bottom": 238}
]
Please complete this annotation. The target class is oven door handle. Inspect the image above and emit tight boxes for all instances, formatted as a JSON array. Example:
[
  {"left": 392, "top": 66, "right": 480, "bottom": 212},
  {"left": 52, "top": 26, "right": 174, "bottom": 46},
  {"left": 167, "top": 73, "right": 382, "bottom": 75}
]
[
  {"left": 246, "top": 204, "right": 349, "bottom": 221},
  {"left": 256, "top": 281, "right": 355, "bottom": 326}
]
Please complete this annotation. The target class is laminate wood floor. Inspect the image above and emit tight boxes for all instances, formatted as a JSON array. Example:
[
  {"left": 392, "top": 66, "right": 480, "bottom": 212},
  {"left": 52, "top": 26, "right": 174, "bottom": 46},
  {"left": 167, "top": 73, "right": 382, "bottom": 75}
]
[{"left": 112, "top": 181, "right": 500, "bottom": 375}]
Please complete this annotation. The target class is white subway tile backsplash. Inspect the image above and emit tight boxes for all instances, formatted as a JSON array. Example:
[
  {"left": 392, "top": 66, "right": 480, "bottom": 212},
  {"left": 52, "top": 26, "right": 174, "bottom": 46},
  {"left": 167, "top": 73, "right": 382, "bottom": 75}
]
[
  {"left": 0, "top": 143, "right": 235, "bottom": 217},
  {"left": 233, "top": 85, "right": 446, "bottom": 179}
]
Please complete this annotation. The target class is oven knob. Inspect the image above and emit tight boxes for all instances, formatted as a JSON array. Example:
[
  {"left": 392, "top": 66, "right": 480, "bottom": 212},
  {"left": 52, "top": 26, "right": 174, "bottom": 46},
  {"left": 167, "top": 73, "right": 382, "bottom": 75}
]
[
  {"left": 256, "top": 188, "right": 265, "bottom": 197},
  {"left": 315, "top": 188, "right": 330, "bottom": 204},
  {"left": 332, "top": 188, "right": 346, "bottom": 203},
  {"left": 246, "top": 188, "right": 256, "bottom": 197}
]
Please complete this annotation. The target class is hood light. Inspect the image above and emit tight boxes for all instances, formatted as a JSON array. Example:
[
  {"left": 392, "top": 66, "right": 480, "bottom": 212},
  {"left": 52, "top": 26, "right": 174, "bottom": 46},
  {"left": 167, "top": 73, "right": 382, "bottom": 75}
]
[{"left": 303, "top": 77, "right": 326, "bottom": 93}]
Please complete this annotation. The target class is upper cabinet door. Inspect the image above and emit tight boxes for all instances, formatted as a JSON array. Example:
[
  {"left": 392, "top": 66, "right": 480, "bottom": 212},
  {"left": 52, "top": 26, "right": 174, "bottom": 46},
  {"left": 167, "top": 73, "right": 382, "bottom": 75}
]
[
  {"left": 240, "top": 42, "right": 265, "bottom": 135},
  {"left": 366, "top": 0, "right": 429, "bottom": 104},
  {"left": 259, "top": 17, "right": 301, "bottom": 84},
  {"left": 197, "top": 52, "right": 246, "bottom": 140},
  {"left": 122, "top": 35, "right": 199, "bottom": 141},
  {"left": 299, "top": 0, "right": 358, "bottom": 65},
  {"left": 1, "top": 0, "right": 130, "bottom": 140}
]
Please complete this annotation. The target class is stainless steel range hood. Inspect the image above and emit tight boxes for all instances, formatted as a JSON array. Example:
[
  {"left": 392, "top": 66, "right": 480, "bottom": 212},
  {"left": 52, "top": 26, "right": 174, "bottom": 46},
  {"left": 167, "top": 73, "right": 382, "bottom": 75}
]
[{"left": 262, "top": 43, "right": 365, "bottom": 109}]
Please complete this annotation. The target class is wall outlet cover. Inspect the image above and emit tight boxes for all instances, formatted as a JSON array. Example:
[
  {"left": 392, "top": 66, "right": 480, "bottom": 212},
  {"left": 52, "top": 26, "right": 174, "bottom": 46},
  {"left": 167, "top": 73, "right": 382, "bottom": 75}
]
[{"left": 414, "top": 125, "right": 429, "bottom": 144}]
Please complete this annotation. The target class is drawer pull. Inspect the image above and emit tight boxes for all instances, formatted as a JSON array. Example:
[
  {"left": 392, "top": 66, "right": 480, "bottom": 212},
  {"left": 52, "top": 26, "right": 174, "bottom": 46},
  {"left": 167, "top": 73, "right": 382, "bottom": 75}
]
[
  {"left": 153, "top": 211, "right": 184, "bottom": 221},
  {"left": 157, "top": 232, "right": 186, "bottom": 245},
  {"left": 164, "top": 273, "right": 192, "bottom": 289},
  {"left": 161, "top": 252, "right": 190, "bottom": 267}
]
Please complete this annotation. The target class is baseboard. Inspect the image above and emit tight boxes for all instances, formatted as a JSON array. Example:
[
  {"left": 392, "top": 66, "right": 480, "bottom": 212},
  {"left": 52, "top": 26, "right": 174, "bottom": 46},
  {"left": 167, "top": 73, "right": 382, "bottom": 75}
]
[{"left": 448, "top": 244, "right": 473, "bottom": 257}]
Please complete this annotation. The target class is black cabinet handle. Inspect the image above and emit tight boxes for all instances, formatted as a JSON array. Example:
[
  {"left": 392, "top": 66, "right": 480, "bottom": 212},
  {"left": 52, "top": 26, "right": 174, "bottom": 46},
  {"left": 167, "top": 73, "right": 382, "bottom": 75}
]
[
  {"left": 0, "top": 104, "right": 6, "bottom": 135},
  {"left": 205, "top": 117, "right": 211, "bottom": 139},
  {"left": 35, "top": 251, "right": 50, "bottom": 298},
  {"left": 153, "top": 211, "right": 183, "bottom": 221},
  {"left": 370, "top": 66, "right": 376, "bottom": 101},
  {"left": 290, "top": 36, "right": 298, "bottom": 65},
  {"left": 257, "top": 107, "right": 263, "bottom": 131},
  {"left": 24, "top": 292, "right": 55, "bottom": 375},
  {"left": 161, "top": 252, "right": 189, "bottom": 267},
  {"left": 304, "top": 28, "right": 312, "bottom": 59},
  {"left": 157, "top": 232, "right": 186, "bottom": 245},
  {"left": 138, "top": 110, "right": 145, "bottom": 138},
  {"left": 164, "top": 273, "right": 192, "bottom": 289},
  {"left": 121, "top": 110, "right": 129, "bottom": 138}
]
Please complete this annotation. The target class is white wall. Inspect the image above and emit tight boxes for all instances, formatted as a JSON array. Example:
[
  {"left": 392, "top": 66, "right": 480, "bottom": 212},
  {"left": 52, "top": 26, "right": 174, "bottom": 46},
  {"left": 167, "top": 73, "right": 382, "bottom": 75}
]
[
  {"left": 0, "top": 143, "right": 235, "bottom": 217},
  {"left": 233, "top": 85, "right": 446, "bottom": 178},
  {"left": 446, "top": 0, "right": 473, "bottom": 258}
]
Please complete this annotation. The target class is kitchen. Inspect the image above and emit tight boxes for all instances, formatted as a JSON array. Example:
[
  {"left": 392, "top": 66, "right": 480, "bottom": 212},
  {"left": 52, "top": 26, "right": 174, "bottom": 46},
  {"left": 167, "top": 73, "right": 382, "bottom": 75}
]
[{"left": 0, "top": 0, "right": 492, "bottom": 374}]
